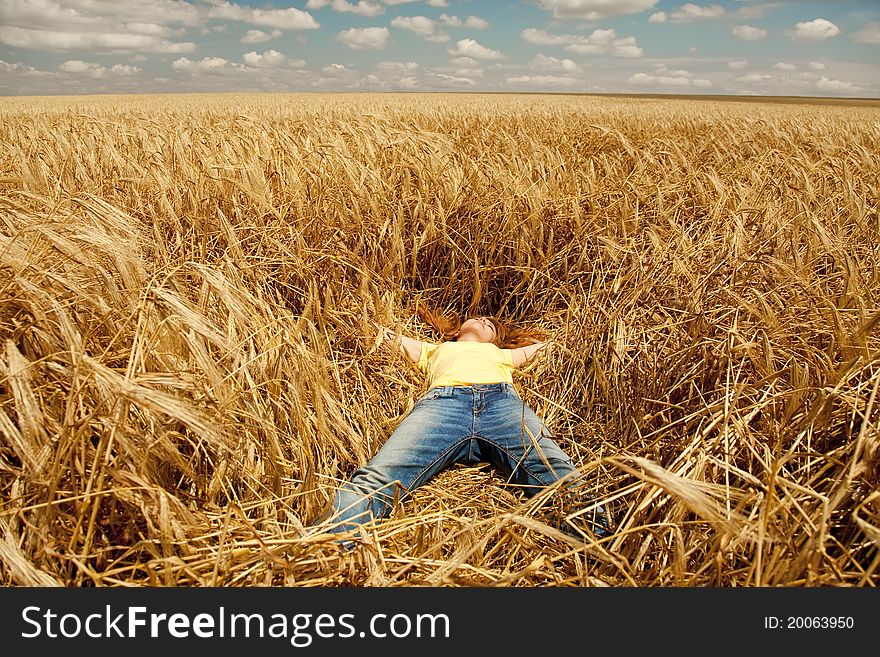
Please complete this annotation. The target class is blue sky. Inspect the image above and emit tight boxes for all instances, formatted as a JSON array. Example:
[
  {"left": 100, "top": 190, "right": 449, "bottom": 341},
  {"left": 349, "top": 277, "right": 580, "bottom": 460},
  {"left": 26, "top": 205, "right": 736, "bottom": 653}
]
[{"left": 1, "top": 1, "right": 878, "bottom": 97}]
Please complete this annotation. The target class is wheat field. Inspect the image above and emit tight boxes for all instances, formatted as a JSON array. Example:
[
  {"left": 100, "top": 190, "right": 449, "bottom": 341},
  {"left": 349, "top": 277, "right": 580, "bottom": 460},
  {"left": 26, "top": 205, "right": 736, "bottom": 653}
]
[{"left": 0, "top": 92, "right": 878, "bottom": 587}]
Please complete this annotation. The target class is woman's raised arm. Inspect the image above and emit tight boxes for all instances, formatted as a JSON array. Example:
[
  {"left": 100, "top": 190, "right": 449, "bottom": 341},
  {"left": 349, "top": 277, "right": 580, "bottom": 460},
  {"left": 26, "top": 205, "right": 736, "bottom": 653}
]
[
  {"left": 510, "top": 341, "right": 551, "bottom": 367},
  {"left": 375, "top": 324, "right": 425, "bottom": 364}
]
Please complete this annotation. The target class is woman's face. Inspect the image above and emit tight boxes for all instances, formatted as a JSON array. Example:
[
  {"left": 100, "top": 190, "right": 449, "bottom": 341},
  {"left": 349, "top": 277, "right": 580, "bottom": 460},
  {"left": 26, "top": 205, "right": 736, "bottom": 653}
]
[{"left": 458, "top": 316, "right": 498, "bottom": 342}]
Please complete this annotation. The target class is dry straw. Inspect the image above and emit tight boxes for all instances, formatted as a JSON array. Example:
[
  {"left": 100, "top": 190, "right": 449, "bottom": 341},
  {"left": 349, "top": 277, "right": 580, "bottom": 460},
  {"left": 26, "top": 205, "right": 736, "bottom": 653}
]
[{"left": 0, "top": 93, "right": 878, "bottom": 586}]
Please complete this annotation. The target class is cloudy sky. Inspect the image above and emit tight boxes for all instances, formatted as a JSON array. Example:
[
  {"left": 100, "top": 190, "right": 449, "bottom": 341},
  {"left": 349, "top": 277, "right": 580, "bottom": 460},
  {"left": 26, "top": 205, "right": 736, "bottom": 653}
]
[{"left": 1, "top": 0, "right": 878, "bottom": 97}]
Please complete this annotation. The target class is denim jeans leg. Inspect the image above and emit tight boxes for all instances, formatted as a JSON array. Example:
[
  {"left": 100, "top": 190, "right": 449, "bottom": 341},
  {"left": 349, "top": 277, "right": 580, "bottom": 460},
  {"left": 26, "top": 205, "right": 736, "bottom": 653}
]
[
  {"left": 325, "top": 387, "right": 472, "bottom": 535},
  {"left": 478, "top": 385, "right": 610, "bottom": 537}
]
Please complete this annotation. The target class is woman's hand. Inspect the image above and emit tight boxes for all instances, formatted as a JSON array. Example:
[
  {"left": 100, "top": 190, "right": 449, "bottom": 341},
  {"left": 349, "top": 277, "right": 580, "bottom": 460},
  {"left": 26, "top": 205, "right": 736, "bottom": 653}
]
[
  {"left": 367, "top": 319, "right": 395, "bottom": 342},
  {"left": 367, "top": 319, "right": 424, "bottom": 364}
]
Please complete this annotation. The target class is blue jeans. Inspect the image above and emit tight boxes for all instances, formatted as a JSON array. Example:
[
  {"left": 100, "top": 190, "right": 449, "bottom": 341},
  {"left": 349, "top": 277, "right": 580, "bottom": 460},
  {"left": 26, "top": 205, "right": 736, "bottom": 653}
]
[{"left": 321, "top": 383, "right": 608, "bottom": 539}]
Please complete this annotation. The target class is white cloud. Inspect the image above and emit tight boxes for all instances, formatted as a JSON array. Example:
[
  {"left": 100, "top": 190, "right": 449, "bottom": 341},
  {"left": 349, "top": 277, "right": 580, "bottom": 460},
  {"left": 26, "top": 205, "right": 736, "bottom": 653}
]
[
  {"left": 365, "top": 59, "right": 426, "bottom": 90},
  {"left": 507, "top": 74, "right": 580, "bottom": 87},
  {"left": 335, "top": 26, "right": 390, "bottom": 49},
  {"left": 852, "top": 22, "right": 880, "bottom": 45},
  {"left": 447, "top": 38, "right": 503, "bottom": 60},
  {"left": 376, "top": 60, "right": 419, "bottom": 72},
  {"left": 59, "top": 59, "right": 94, "bottom": 74},
  {"left": 450, "top": 56, "right": 477, "bottom": 67},
  {"left": 172, "top": 56, "right": 246, "bottom": 75},
  {"left": 627, "top": 73, "right": 712, "bottom": 87},
  {"left": 109, "top": 63, "right": 140, "bottom": 76},
  {"left": 391, "top": 16, "right": 448, "bottom": 42},
  {"left": 242, "top": 29, "right": 281, "bottom": 44},
  {"left": 0, "top": 25, "right": 196, "bottom": 53},
  {"left": 0, "top": 0, "right": 316, "bottom": 54},
  {"left": 521, "top": 28, "right": 576, "bottom": 46},
  {"left": 321, "top": 63, "right": 351, "bottom": 75},
  {"left": 0, "top": 0, "right": 317, "bottom": 41},
  {"left": 437, "top": 14, "right": 461, "bottom": 26},
  {"left": 732, "top": 25, "right": 768, "bottom": 41},
  {"left": 391, "top": 16, "right": 434, "bottom": 36},
  {"left": 243, "top": 49, "right": 287, "bottom": 68},
  {"left": 522, "top": 27, "right": 642, "bottom": 58},
  {"left": 0, "top": 0, "right": 203, "bottom": 30},
  {"left": 535, "top": 0, "right": 659, "bottom": 20},
  {"left": 464, "top": 16, "right": 489, "bottom": 30},
  {"left": 565, "top": 29, "right": 643, "bottom": 58},
  {"left": 807, "top": 62, "right": 826, "bottom": 71},
  {"left": 667, "top": 3, "right": 725, "bottom": 23},
  {"left": 564, "top": 43, "right": 603, "bottom": 54},
  {"left": 816, "top": 76, "right": 862, "bottom": 93},
  {"left": 529, "top": 53, "right": 581, "bottom": 73},
  {"left": 791, "top": 18, "right": 839, "bottom": 42},
  {"left": 59, "top": 59, "right": 128, "bottom": 77},
  {"left": 452, "top": 66, "right": 483, "bottom": 78},
  {"left": 209, "top": 2, "right": 319, "bottom": 30},
  {"left": 586, "top": 29, "right": 618, "bottom": 47},
  {"left": 439, "top": 15, "right": 489, "bottom": 29},
  {"left": 609, "top": 36, "right": 643, "bottom": 58},
  {"left": 125, "top": 22, "right": 176, "bottom": 37},
  {"left": 648, "top": 12, "right": 667, "bottom": 23},
  {"left": 629, "top": 67, "right": 711, "bottom": 87},
  {"left": 772, "top": 62, "right": 796, "bottom": 71},
  {"left": 0, "top": 58, "right": 52, "bottom": 78},
  {"left": 305, "top": 0, "right": 384, "bottom": 18},
  {"left": 433, "top": 72, "right": 475, "bottom": 86},
  {"left": 426, "top": 0, "right": 448, "bottom": 6},
  {"left": 728, "top": 60, "right": 748, "bottom": 69}
]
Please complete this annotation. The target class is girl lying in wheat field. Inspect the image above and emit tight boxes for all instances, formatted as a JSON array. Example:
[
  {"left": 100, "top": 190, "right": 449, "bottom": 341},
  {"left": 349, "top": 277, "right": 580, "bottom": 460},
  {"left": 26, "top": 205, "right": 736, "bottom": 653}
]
[{"left": 308, "top": 305, "right": 610, "bottom": 547}]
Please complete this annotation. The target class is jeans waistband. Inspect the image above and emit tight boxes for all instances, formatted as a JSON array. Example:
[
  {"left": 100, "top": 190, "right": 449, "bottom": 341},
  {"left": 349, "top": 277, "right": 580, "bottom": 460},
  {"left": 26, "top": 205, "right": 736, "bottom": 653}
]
[{"left": 430, "top": 382, "right": 515, "bottom": 393}]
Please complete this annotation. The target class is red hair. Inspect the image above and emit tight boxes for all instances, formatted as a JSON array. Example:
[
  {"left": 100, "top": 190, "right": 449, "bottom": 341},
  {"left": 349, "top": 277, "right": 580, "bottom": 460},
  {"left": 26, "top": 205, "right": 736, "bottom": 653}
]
[{"left": 415, "top": 302, "right": 547, "bottom": 349}]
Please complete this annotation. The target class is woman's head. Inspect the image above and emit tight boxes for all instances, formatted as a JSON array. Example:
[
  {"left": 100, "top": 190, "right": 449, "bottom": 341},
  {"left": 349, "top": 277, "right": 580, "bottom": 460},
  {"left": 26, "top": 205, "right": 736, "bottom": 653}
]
[
  {"left": 416, "top": 303, "right": 543, "bottom": 348},
  {"left": 455, "top": 316, "right": 504, "bottom": 344}
]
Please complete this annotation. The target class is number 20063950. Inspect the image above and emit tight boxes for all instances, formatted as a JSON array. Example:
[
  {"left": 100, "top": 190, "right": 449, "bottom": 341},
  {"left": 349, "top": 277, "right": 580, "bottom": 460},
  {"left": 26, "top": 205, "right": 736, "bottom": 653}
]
[{"left": 763, "top": 616, "right": 854, "bottom": 629}]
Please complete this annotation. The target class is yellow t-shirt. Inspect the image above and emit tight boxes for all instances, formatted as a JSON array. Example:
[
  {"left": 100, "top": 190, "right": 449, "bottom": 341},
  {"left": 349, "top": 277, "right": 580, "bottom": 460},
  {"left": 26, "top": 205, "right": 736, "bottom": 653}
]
[{"left": 417, "top": 341, "right": 515, "bottom": 389}]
